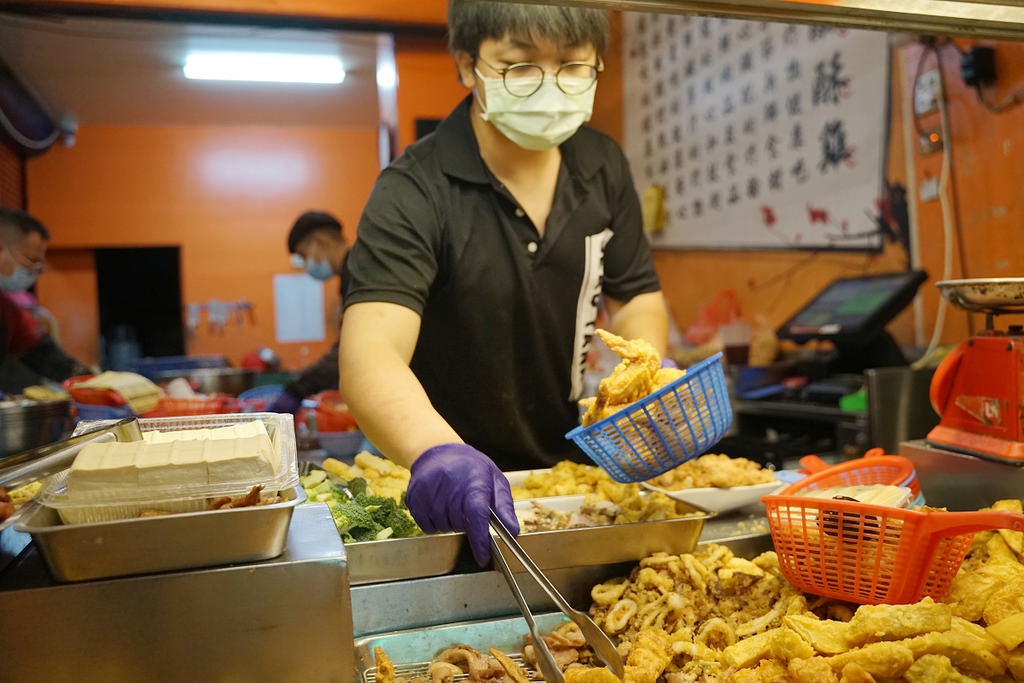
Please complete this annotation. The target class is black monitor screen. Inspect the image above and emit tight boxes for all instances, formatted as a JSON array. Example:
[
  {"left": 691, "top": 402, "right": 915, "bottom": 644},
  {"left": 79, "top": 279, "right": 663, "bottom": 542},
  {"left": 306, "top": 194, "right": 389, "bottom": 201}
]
[{"left": 777, "top": 270, "right": 927, "bottom": 342}]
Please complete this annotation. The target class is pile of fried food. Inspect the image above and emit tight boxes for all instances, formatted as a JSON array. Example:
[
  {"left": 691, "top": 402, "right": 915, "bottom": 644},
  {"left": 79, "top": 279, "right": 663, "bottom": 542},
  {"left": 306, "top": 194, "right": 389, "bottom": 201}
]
[
  {"left": 517, "top": 496, "right": 701, "bottom": 534},
  {"left": 137, "top": 484, "right": 283, "bottom": 517},
  {"left": 372, "top": 498, "right": 1024, "bottom": 683},
  {"left": 579, "top": 330, "right": 687, "bottom": 428},
  {"left": 0, "top": 480, "right": 44, "bottom": 522},
  {"left": 646, "top": 454, "right": 776, "bottom": 491},
  {"left": 510, "top": 461, "right": 699, "bottom": 526}
]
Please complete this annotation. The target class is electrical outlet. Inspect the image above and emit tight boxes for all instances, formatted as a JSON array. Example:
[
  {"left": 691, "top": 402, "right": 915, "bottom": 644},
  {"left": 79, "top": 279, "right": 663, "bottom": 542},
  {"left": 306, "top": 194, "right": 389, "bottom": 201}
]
[{"left": 914, "top": 68, "right": 941, "bottom": 115}]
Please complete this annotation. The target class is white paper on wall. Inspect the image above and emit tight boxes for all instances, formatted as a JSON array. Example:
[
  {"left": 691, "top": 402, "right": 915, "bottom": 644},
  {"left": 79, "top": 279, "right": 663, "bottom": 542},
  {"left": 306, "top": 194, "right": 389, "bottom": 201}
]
[
  {"left": 273, "top": 274, "right": 326, "bottom": 343},
  {"left": 623, "top": 15, "right": 890, "bottom": 250}
]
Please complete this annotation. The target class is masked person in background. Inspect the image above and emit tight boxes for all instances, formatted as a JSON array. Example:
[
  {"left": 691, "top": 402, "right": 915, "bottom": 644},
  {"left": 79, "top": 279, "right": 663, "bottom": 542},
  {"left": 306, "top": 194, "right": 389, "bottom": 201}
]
[
  {"left": 340, "top": 1, "right": 670, "bottom": 564},
  {"left": 0, "top": 208, "right": 91, "bottom": 394},
  {"left": 266, "top": 210, "right": 350, "bottom": 414}
]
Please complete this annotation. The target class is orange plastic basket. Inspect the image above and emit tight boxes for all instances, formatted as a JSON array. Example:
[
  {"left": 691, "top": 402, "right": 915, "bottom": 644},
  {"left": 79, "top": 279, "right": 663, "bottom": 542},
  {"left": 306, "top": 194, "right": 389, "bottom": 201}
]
[
  {"left": 62, "top": 375, "right": 127, "bottom": 407},
  {"left": 788, "top": 448, "right": 920, "bottom": 500},
  {"left": 143, "top": 396, "right": 240, "bottom": 418},
  {"left": 761, "top": 493, "right": 1024, "bottom": 604}
]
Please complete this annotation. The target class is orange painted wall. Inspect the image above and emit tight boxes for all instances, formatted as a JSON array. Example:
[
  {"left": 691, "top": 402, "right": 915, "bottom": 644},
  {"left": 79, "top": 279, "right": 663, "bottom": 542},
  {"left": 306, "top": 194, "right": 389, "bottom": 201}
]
[
  {"left": 27, "top": 124, "right": 379, "bottom": 369},
  {"left": 395, "top": 38, "right": 467, "bottom": 151},
  {"left": 35, "top": 249, "right": 100, "bottom": 365},
  {"left": 35, "top": 0, "right": 447, "bottom": 27}
]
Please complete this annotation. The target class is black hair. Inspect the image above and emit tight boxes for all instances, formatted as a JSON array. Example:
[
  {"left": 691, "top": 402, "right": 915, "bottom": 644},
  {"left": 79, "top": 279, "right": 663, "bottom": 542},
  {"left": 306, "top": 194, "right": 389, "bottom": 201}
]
[
  {"left": 287, "top": 210, "right": 343, "bottom": 254},
  {"left": 447, "top": 0, "right": 609, "bottom": 58},
  {"left": 0, "top": 207, "right": 50, "bottom": 242}
]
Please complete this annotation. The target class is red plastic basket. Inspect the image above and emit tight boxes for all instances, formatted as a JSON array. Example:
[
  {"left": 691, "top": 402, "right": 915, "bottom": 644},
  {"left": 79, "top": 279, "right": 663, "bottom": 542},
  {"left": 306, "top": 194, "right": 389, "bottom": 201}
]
[
  {"left": 311, "top": 391, "right": 358, "bottom": 432},
  {"left": 787, "top": 448, "right": 920, "bottom": 500},
  {"left": 62, "top": 375, "right": 127, "bottom": 407},
  {"left": 761, "top": 493, "right": 1024, "bottom": 604}
]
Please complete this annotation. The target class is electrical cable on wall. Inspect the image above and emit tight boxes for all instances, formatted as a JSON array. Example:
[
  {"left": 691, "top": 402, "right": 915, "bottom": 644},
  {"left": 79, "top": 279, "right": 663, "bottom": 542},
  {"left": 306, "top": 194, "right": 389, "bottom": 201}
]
[{"left": 912, "top": 44, "right": 955, "bottom": 370}]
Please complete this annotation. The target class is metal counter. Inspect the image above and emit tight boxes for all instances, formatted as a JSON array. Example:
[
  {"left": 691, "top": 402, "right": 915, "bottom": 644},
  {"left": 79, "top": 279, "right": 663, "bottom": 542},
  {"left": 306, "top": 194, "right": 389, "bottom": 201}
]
[
  {"left": 0, "top": 504, "right": 352, "bottom": 683},
  {"left": 900, "top": 439, "right": 1024, "bottom": 510}
]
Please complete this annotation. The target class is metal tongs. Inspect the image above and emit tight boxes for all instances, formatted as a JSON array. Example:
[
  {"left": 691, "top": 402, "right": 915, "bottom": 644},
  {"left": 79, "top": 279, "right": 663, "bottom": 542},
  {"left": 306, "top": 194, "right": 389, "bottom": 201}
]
[{"left": 489, "top": 510, "right": 625, "bottom": 682}]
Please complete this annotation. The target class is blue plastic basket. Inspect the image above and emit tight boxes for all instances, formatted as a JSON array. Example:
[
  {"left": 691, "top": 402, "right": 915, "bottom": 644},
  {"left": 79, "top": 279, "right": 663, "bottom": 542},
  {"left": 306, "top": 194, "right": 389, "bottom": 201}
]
[
  {"left": 238, "top": 384, "right": 284, "bottom": 401},
  {"left": 565, "top": 352, "right": 732, "bottom": 483},
  {"left": 73, "top": 402, "right": 136, "bottom": 421}
]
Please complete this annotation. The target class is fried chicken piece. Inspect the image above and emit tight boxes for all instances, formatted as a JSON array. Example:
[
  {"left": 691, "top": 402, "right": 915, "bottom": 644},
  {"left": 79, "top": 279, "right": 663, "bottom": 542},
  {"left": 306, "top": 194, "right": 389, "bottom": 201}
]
[
  {"left": 788, "top": 657, "right": 839, "bottom": 683},
  {"left": 375, "top": 647, "right": 396, "bottom": 683},
  {"left": 434, "top": 645, "right": 504, "bottom": 680},
  {"left": 624, "top": 628, "right": 672, "bottom": 683},
  {"left": 904, "top": 654, "right": 984, "bottom": 683},
  {"left": 564, "top": 668, "right": 622, "bottom": 683},
  {"left": 207, "top": 496, "right": 232, "bottom": 510},
  {"left": 489, "top": 648, "right": 531, "bottom": 683},
  {"left": 581, "top": 330, "right": 662, "bottom": 427},
  {"left": 228, "top": 484, "right": 264, "bottom": 508},
  {"left": 426, "top": 661, "right": 461, "bottom": 683}
]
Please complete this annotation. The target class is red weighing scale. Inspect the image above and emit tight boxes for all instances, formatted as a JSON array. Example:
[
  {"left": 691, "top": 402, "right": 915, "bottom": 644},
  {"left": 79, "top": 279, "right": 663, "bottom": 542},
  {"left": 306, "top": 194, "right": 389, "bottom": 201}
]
[{"left": 927, "top": 278, "right": 1024, "bottom": 462}]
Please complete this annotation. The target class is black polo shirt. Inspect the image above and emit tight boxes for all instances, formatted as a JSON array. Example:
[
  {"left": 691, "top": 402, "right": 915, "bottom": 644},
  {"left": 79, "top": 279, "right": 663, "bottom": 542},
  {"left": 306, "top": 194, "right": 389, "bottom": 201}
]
[{"left": 344, "top": 96, "right": 660, "bottom": 470}]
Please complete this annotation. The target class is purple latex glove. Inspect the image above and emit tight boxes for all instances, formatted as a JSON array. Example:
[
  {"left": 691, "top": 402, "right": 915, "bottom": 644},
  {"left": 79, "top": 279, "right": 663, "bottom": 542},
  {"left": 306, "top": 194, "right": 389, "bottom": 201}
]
[
  {"left": 266, "top": 391, "right": 302, "bottom": 414},
  {"left": 406, "top": 443, "right": 519, "bottom": 565},
  {"left": 661, "top": 357, "right": 679, "bottom": 370}
]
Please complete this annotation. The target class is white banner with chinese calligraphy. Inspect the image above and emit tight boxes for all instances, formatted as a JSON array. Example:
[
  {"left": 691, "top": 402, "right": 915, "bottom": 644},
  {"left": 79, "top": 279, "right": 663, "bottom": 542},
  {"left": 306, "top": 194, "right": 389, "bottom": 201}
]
[{"left": 623, "top": 15, "right": 890, "bottom": 250}]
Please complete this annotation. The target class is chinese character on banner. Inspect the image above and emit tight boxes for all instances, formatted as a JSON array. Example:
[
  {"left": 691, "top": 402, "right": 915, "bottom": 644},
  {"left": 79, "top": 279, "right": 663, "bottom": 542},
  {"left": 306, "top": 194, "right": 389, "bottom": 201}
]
[{"left": 623, "top": 13, "right": 888, "bottom": 250}]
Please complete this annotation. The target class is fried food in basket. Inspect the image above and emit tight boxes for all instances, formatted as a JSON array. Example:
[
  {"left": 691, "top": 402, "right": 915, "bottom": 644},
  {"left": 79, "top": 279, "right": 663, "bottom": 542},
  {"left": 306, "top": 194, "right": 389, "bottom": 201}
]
[
  {"left": 489, "top": 647, "right": 532, "bottom": 683},
  {"left": 374, "top": 647, "right": 396, "bottom": 683},
  {"left": 646, "top": 453, "right": 776, "bottom": 490},
  {"left": 580, "top": 330, "right": 678, "bottom": 428}
]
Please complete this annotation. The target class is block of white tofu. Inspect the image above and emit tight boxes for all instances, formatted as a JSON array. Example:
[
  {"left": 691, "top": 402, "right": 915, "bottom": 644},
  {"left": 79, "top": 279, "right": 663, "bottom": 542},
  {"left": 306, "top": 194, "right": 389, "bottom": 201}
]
[
  {"left": 205, "top": 435, "right": 277, "bottom": 484},
  {"left": 68, "top": 442, "right": 140, "bottom": 492},
  {"left": 67, "top": 421, "right": 278, "bottom": 495}
]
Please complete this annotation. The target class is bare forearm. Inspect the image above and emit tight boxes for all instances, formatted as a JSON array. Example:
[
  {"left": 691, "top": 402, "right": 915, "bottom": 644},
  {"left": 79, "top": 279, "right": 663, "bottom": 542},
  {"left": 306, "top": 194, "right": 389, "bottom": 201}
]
[
  {"left": 607, "top": 291, "right": 669, "bottom": 356},
  {"left": 339, "top": 307, "right": 460, "bottom": 469}
]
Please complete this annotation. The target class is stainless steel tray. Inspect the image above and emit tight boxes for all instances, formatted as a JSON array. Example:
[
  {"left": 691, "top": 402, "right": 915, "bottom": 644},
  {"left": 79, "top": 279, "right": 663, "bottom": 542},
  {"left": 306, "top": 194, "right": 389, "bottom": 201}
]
[
  {"left": 937, "top": 278, "right": 1024, "bottom": 314},
  {"left": 354, "top": 612, "right": 566, "bottom": 682},
  {"left": 15, "top": 485, "right": 306, "bottom": 582},
  {"left": 347, "top": 496, "right": 707, "bottom": 585},
  {"left": 347, "top": 532, "right": 464, "bottom": 586}
]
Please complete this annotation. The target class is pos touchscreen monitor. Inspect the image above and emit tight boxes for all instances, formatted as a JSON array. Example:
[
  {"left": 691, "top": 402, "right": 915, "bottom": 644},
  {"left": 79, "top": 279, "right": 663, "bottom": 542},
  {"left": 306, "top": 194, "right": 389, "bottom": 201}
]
[{"left": 777, "top": 270, "right": 928, "bottom": 371}]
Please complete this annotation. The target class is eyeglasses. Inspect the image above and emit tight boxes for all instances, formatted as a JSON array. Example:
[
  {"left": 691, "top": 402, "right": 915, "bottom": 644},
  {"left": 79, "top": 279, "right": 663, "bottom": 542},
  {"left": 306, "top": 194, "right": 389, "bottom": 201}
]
[{"left": 476, "top": 56, "right": 603, "bottom": 97}]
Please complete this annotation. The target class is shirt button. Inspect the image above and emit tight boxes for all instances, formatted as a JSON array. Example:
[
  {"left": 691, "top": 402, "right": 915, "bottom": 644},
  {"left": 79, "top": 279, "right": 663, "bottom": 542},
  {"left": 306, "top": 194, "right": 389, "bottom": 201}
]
[
  {"left": 527, "top": 242, "right": 538, "bottom": 254},
  {"left": 515, "top": 208, "right": 525, "bottom": 218}
]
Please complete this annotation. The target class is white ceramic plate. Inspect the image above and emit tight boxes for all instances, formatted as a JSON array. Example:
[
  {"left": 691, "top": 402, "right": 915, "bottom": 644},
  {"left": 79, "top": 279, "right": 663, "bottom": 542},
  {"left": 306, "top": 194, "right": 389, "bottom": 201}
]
[{"left": 640, "top": 479, "right": 787, "bottom": 514}]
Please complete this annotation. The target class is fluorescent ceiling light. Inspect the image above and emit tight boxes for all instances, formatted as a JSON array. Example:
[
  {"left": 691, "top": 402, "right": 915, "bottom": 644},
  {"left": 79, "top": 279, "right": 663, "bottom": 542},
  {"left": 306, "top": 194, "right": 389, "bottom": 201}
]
[{"left": 183, "top": 52, "right": 345, "bottom": 84}]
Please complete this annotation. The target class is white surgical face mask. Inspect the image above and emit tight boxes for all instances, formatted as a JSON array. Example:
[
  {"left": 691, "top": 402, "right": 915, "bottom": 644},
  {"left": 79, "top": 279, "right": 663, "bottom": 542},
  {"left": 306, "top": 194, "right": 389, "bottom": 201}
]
[{"left": 474, "top": 69, "right": 596, "bottom": 151}]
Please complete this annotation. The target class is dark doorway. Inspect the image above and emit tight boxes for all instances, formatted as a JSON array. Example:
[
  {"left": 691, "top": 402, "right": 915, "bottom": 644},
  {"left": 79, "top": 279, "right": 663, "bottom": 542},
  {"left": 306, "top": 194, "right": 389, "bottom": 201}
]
[{"left": 95, "top": 247, "right": 184, "bottom": 368}]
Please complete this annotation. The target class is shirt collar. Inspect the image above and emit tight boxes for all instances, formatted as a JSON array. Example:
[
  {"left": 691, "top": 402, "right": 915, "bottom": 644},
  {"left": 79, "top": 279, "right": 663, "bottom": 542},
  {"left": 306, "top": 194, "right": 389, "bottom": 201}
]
[{"left": 436, "top": 95, "right": 605, "bottom": 184}]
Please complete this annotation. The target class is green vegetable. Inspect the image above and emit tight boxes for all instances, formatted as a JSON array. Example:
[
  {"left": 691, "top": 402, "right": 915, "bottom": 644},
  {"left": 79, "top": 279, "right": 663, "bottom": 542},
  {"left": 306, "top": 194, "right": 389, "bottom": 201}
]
[
  {"left": 347, "top": 477, "right": 369, "bottom": 497},
  {"left": 383, "top": 507, "right": 422, "bottom": 538},
  {"left": 326, "top": 500, "right": 377, "bottom": 536},
  {"left": 349, "top": 523, "right": 386, "bottom": 543},
  {"left": 307, "top": 480, "right": 334, "bottom": 499},
  {"left": 300, "top": 470, "right": 326, "bottom": 488},
  {"left": 374, "top": 528, "right": 394, "bottom": 541}
]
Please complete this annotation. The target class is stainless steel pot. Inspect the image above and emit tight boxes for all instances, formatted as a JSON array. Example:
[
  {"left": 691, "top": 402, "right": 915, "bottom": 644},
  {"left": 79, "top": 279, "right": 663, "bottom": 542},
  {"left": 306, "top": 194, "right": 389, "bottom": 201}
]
[
  {"left": 155, "top": 368, "right": 257, "bottom": 397},
  {"left": 0, "top": 400, "right": 72, "bottom": 463}
]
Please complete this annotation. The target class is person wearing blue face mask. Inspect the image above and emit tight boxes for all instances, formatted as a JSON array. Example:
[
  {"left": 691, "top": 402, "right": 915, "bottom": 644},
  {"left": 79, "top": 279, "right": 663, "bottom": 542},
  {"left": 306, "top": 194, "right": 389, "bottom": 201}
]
[
  {"left": 0, "top": 208, "right": 91, "bottom": 394},
  {"left": 266, "top": 211, "right": 350, "bottom": 414},
  {"left": 340, "top": 1, "right": 670, "bottom": 565}
]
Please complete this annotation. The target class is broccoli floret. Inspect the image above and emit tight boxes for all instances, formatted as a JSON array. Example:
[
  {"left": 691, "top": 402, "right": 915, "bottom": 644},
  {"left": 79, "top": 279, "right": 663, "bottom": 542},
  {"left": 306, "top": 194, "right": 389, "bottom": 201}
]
[
  {"left": 326, "top": 500, "right": 377, "bottom": 536},
  {"left": 383, "top": 507, "right": 422, "bottom": 538},
  {"left": 349, "top": 523, "right": 386, "bottom": 543},
  {"left": 346, "top": 477, "right": 369, "bottom": 497},
  {"left": 354, "top": 492, "right": 390, "bottom": 509}
]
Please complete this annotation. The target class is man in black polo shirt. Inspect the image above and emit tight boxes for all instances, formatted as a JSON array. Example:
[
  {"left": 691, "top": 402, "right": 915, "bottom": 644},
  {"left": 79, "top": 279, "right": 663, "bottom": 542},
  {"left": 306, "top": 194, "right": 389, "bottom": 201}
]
[{"left": 340, "top": 0, "right": 669, "bottom": 563}]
